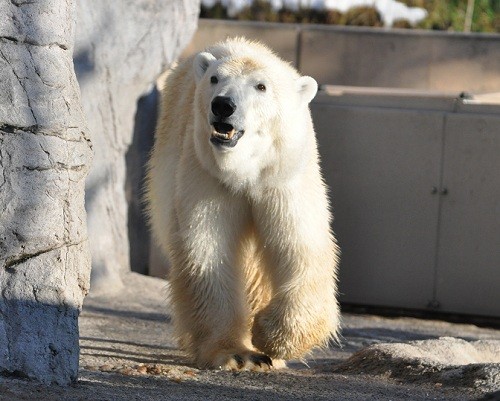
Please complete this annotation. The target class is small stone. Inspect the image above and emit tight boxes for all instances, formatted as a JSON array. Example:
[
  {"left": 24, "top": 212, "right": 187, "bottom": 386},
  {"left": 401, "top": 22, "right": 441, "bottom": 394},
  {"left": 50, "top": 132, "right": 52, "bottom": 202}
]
[
  {"left": 183, "top": 370, "right": 197, "bottom": 377},
  {"left": 118, "top": 367, "right": 134, "bottom": 376},
  {"left": 99, "top": 364, "right": 114, "bottom": 372},
  {"left": 136, "top": 365, "right": 148, "bottom": 374},
  {"left": 147, "top": 364, "right": 163, "bottom": 375}
]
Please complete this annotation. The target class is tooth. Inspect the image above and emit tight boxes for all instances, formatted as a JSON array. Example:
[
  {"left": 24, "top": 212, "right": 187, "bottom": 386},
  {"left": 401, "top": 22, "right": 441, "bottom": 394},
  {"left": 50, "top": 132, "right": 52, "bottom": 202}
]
[{"left": 227, "top": 129, "right": 236, "bottom": 139}]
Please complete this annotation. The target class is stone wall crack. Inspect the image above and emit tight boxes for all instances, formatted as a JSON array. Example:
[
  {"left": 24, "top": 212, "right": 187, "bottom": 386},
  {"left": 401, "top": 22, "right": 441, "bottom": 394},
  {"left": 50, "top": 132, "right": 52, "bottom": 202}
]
[
  {"left": 4, "top": 241, "right": 85, "bottom": 270},
  {"left": 0, "top": 123, "right": 87, "bottom": 143},
  {"left": 0, "top": 123, "right": 39, "bottom": 135},
  {"left": 0, "top": 139, "right": 7, "bottom": 191},
  {"left": 0, "top": 47, "right": 38, "bottom": 124},
  {"left": 22, "top": 163, "right": 86, "bottom": 172},
  {"left": 0, "top": 37, "right": 68, "bottom": 51}
]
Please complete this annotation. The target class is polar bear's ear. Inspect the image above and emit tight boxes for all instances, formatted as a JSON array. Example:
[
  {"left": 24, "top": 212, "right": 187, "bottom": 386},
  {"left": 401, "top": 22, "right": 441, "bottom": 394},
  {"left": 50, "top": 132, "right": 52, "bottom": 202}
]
[
  {"left": 193, "top": 52, "right": 217, "bottom": 82},
  {"left": 296, "top": 76, "right": 318, "bottom": 105}
]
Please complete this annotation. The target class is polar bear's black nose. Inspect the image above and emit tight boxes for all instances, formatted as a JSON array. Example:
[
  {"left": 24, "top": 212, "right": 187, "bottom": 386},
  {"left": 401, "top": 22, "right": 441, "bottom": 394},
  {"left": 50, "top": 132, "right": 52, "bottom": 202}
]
[{"left": 211, "top": 96, "right": 236, "bottom": 118}]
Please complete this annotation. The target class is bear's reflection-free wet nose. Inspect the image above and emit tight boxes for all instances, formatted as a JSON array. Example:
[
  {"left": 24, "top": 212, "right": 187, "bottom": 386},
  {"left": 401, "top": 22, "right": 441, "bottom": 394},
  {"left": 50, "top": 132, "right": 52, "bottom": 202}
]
[{"left": 211, "top": 96, "right": 236, "bottom": 118}]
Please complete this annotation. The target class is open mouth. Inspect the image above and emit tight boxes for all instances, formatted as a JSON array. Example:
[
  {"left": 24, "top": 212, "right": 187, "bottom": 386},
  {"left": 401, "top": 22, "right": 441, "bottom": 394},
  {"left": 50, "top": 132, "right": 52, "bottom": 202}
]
[{"left": 210, "top": 122, "right": 244, "bottom": 148}]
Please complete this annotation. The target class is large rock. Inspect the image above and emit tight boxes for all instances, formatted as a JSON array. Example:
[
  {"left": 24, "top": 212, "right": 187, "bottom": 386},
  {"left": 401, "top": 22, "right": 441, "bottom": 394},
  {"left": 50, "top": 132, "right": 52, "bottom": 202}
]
[
  {"left": 0, "top": 0, "right": 92, "bottom": 385},
  {"left": 332, "top": 337, "right": 500, "bottom": 393},
  {"left": 74, "top": 0, "right": 199, "bottom": 293}
]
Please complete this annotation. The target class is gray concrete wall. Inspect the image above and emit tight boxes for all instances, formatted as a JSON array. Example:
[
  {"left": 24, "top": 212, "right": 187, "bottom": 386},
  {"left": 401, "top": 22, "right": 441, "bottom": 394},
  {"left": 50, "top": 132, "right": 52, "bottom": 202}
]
[
  {"left": 311, "top": 87, "right": 500, "bottom": 317},
  {"left": 183, "top": 19, "right": 500, "bottom": 93},
  {"left": 74, "top": 0, "right": 199, "bottom": 293}
]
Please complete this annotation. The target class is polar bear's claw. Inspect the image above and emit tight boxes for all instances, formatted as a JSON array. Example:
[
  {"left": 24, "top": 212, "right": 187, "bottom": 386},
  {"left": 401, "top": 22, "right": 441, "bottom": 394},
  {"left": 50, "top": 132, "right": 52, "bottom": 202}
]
[
  {"left": 233, "top": 353, "right": 245, "bottom": 369},
  {"left": 250, "top": 353, "right": 273, "bottom": 368},
  {"left": 211, "top": 350, "right": 276, "bottom": 371}
]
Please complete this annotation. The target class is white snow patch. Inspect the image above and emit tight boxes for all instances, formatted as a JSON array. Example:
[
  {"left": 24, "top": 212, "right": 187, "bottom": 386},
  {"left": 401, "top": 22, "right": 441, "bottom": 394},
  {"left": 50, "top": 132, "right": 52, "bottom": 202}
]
[{"left": 202, "top": 0, "right": 428, "bottom": 26}]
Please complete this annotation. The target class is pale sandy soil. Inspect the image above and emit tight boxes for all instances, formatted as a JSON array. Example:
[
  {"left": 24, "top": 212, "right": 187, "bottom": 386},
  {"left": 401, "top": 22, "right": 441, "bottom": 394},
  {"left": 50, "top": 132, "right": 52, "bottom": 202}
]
[{"left": 1, "top": 273, "right": 499, "bottom": 401}]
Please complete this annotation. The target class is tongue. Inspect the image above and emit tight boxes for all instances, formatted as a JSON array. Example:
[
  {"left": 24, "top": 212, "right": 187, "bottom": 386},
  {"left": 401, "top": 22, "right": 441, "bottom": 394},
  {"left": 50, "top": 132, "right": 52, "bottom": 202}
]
[{"left": 213, "top": 122, "right": 234, "bottom": 135}]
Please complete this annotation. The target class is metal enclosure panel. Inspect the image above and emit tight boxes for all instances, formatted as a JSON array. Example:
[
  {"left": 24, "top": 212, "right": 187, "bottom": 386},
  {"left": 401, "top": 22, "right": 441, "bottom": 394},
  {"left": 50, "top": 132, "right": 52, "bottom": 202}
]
[
  {"left": 436, "top": 113, "right": 500, "bottom": 316},
  {"left": 312, "top": 103, "right": 443, "bottom": 309}
]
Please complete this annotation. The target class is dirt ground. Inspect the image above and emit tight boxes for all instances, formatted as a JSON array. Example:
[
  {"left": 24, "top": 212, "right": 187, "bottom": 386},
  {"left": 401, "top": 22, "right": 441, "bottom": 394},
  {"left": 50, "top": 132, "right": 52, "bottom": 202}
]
[{"left": 1, "top": 273, "right": 499, "bottom": 401}]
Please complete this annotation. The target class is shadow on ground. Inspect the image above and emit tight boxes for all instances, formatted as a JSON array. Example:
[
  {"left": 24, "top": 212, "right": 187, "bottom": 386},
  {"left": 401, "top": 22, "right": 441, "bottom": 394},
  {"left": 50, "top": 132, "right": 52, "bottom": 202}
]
[{"left": 1, "top": 273, "right": 499, "bottom": 400}]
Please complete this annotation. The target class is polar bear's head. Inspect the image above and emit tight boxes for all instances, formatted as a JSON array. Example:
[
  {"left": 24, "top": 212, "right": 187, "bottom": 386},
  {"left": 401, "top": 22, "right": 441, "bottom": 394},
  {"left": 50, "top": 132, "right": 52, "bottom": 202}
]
[{"left": 192, "top": 41, "right": 318, "bottom": 190}]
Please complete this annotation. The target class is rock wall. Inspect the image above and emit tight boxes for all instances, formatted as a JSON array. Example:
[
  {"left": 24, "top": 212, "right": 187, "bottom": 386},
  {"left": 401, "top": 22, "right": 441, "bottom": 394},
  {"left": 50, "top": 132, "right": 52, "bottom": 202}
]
[
  {"left": 0, "top": 0, "right": 92, "bottom": 385},
  {"left": 74, "top": 0, "right": 199, "bottom": 292}
]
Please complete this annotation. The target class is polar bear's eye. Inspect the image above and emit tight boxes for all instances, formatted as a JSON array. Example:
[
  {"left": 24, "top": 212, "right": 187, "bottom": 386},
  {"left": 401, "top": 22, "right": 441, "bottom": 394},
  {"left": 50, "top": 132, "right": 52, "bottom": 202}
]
[
  {"left": 210, "top": 76, "right": 218, "bottom": 84},
  {"left": 256, "top": 83, "right": 266, "bottom": 92}
]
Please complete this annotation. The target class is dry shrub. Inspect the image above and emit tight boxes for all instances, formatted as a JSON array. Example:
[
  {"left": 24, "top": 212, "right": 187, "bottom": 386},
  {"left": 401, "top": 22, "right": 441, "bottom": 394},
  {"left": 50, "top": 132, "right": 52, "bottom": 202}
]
[
  {"left": 392, "top": 18, "right": 413, "bottom": 28},
  {"left": 340, "top": 6, "right": 383, "bottom": 27}
]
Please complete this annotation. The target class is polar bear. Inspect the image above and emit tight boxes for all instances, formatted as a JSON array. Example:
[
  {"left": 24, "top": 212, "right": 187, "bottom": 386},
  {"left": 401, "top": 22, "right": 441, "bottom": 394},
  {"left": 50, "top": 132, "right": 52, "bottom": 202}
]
[{"left": 146, "top": 38, "right": 340, "bottom": 371}]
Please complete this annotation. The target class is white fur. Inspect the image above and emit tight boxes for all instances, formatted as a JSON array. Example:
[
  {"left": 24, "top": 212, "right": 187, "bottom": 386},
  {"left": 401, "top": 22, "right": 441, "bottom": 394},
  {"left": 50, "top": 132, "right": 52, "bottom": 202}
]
[{"left": 146, "top": 37, "right": 340, "bottom": 371}]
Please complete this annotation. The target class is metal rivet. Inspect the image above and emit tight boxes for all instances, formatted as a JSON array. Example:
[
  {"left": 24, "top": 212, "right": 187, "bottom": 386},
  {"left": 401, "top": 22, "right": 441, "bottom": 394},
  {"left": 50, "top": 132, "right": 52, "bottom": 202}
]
[{"left": 427, "top": 300, "right": 440, "bottom": 309}]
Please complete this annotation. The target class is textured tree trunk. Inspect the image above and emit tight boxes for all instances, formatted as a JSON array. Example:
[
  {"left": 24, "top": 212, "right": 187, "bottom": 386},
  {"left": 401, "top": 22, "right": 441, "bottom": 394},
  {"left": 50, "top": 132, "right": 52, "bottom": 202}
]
[{"left": 0, "top": 0, "right": 92, "bottom": 385}]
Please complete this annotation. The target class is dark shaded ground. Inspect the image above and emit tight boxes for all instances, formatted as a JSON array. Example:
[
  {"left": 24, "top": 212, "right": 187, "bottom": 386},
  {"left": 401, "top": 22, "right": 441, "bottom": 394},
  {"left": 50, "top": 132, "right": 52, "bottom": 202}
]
[{"left": 1, "top": 273, "right": 499, "bottom": 400}]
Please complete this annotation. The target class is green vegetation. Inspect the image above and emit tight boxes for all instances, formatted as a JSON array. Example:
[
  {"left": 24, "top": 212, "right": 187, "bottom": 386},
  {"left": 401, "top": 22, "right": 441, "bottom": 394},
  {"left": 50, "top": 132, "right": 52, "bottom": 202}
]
[
  {"left": 401, "top": 0, "right": 499, "bottom": 32},
  {"left": 200, "top": 0, "right": 500, "bottom": 33}
]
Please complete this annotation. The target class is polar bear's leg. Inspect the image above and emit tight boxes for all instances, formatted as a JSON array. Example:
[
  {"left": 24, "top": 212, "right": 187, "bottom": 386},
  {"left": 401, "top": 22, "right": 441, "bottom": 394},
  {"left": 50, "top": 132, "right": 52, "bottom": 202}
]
[
  {"left": 238, "top": 227, "right": 272, "bottom": 321},
  {"left": 236, "top": 233, "right": 287, "bottom": 370},
  {"left": 170, "top": 164, "right": 275, "bottom": 370},
  {"left": 251, "top": 185, "right": 340, "bottom": 360}
]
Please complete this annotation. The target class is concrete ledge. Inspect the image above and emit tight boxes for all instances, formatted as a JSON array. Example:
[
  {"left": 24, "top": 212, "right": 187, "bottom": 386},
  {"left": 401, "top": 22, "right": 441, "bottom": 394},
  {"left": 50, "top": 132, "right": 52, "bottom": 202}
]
[
  {"left": 184, "top": 19, "right": 500, "bottom": 92},
  {"left": 181, "top": 20, "right": 300, "bottom": 66}
]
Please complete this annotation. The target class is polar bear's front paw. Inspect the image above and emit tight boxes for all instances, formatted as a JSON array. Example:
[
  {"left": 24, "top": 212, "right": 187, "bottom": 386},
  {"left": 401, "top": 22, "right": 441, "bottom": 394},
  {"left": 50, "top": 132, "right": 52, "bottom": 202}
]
[
  {"left": 252, "top": 309, "right": 305, "bottom": 360},
  {"left": 201, "top": 350, "right": 281, "bottom": 371},
  {"left": 252, "top": 305, "right": 332, "bottom": 360}
]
